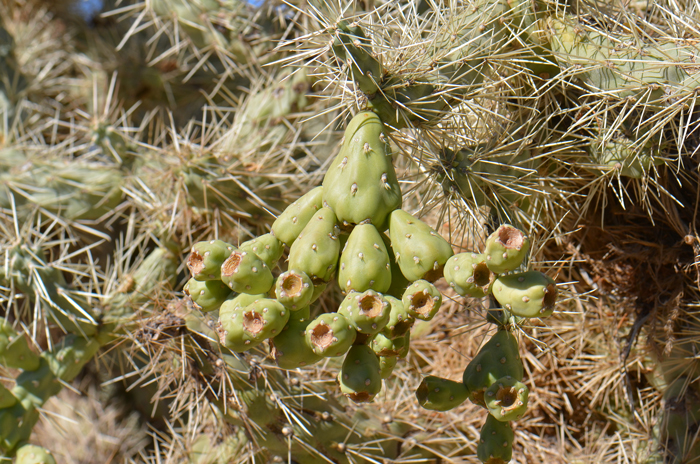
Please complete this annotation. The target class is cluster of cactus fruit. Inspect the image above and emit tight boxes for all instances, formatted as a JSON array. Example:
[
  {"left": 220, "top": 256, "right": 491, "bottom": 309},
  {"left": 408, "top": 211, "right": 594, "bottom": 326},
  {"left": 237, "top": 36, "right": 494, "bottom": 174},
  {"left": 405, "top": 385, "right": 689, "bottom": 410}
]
[{"left": 417, "top": 224, "right": 557, "bottom": 464}]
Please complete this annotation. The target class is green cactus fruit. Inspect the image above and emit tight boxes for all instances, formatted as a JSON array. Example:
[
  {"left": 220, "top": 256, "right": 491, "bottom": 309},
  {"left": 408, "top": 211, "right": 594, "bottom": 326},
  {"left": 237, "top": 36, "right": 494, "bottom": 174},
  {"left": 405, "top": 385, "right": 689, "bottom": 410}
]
[
  {"left": 444, "top": 253, "right": 494, "bottom": 298},
  {"left": 15, "top": 444, "right": 57, "bottom": 464},
  {"left": 337, "top": 345, "right": 382, "bottom": 403},
  {"left": 338, "top": 290, "right": 391, "bottom": 336},
  {"left": 0, "top": 318, "right": 40, "bottom": 371},
  {"left": 184, "top": 278, "right": 233, "bottom": 313},
  {"left": 287, "top": 207, "right": 341, "bottom": 282},
  {"left": 218, "top": 298, "right": 289, "bottom": 351},
  {"left": 492, "top": 271, "right": 557, "bottom": 318},
  {"left": 332, "top": 21, "right": 383, "bottom": 95},
  {"left": 338, "top": 223, "right": 392, "bottom": 294},
  {"left": 381, "top": 295, "right": 414, "bottom": 339},
  {"left": 476, "top": 414, "right": 514, "bottom": 464},
  {"left": 463, "top": 330, "right": 524, "bottom": 407},
  {"left": 322, "top": 111, "right": 402, "bottom": 227},
  {"left": 397, "top": 331, "right": 411, "bottom": 358},
  {"left": 416, "top": 376, "right": 470, "bottom": 411},
  {"left": 271, "top": 186, "right": 324, "bottom": 246},
  {"left": 44, "top": 334, "right": 101, "bottom": 382},
  {"left": 402, "top": 280, "right": 443, "bottom": 321},
  {"left": 0, "top": 383, "right": 16, "bottom": 409},
  {"left": 223, "top": 293, "right": 267, "bottom": 311},
  {"left": 485, "top": 376, "right": 529, "bottom": 422},
  {"left": 389, "top": 209, "right": 454, "bottom": 281},
  {"left": 220, "top": 249, "right": 274, "bottom": 294},
  {"left": 270, "top": 311, "right": 322, "bottom": 369},
  {"left": 379, "top": 355, "right": 398, "bottom": 379},
  {"left": 238, "top": 233, "right": 284, "bottom": 269},
  {"left": 274, "top": 269, "right": 314, "bottom": 310},
  {"left": 187, "top": 240, "right": 235, "bottom": 281},
  {"left": 305, "top": 312, "right": 357, "bottom": 358},
  {"left": 371, "top": 332, "right": 408, "bottom": 357},
  {"left": 381, "top": 233, "right": 411, "bottom": 299},
  {"left": 483, "top": 225, "right": 530, "bottom": 274}
]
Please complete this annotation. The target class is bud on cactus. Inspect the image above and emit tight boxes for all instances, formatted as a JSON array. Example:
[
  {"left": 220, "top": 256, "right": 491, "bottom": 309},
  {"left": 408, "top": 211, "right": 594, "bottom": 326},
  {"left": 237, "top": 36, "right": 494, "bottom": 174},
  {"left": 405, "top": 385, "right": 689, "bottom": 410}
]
[
  {"left": 0, "top": 318, "right": 40, "bottom": 371},
  {"left": 184, "top": 278, "right": 233, "bottom": 313},
  {"left": 275, "top": 269, "right": 314, "bottom": 310},
  {"left": 416, "top": 375, "right": 470, "bottom": 411},
  {"left": 402, "top": 280, "right": 443, "bottom": 321},
  {"left": 338, "top": 223, "right": 392, "bottom": 294},
  {"left": 287, "top": 207, "right": 341, "bottom": 282},
  {"left": 485, "top": 376, "right": 529, "bottom": 422},
  {"left": 220, "top": 250, "right": 274, "bottom": 294},
  {"left": 338, "top": 290, "right": 391, "bottom": 336},
  {"left": 476, "top": 414, "right": 514, "bottom": 464},
  {"left": 444, "top": 253, "right": 493, "bottom": 298},
  {"left": 15, "top": 444, "right": 56, "bottom": 464},
  {"left": 305, "top": 312, "right": 357, "bottom": 357},
  {"left": 379, "top": 355, "right": 398, "bottom": 379},
  {"left": 492, "top": 271, "right": 557, "bottom": 318},
  {"left": 270, "top": 311, "right": 322, "bottom": 369},
  {"left": 322, "top": 111, "right": 402, "bottom": 227},
  {"left": 338, "top": 345, "right": 382, "bottom": 403},
  {"left": 332, "top": 21, "right": 383, "bottom": 95},
  {"left": 463, "top": 330, "right": 523, "bottom": 407},
  {"left": 483, "top": 225, "right": 530, "bottom": 274},
  {"left": 381, "top": 295, "right": 414, "bottom": 339},
  {"left": 239, "top": 233, "right": 284, "bottom": 269},
  {"left": 187, "top": 240, "right": 235, "bottom": 281},
  {"left": 389, "top": 209, "right": 454, "bottom": 281},
  {"left": 272, "top": 186, "right": 324, "bottom": 246}
]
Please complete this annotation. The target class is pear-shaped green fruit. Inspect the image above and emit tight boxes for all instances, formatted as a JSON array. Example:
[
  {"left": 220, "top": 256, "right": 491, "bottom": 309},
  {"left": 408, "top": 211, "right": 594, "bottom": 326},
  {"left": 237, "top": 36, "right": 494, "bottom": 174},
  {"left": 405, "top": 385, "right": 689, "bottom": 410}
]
[
  {"left": 270, "top": 311, "right": 322, "bottom": 369},
  {"left": 338, "top": 345, "right": 382, "bottom": 403},
  {"left": 218, "top": 298, "right": 290, "bottom": 351},
  {"left": 483, "top": 224, "right": 530, "bottom": 274},
  {"left": 485, "top": 376, "right": 529, "bottom": 421},
  {"left": 381, "top": 295, "right": 414, "bottom": 339},
  {"left": 389, "top": 209, "right": 454, "bottom": 281},
  {"left": 288, "top": 207, "right": 341, "bottom": 282},
  {"left": 271, "top": 186, "right": 324, "bottom": 246},
  {"left": 382, "top": 232, "right": 411, "bottom": 298},
  {"left": 274, "top": 269, "right": 314, "bottom": 310},
  {"left": 338, "top": 290, "right": 391, "bottom": 336},
  {"left": 220, "top": 250, "right": 274, "bottom": 294},
  {"left": 338, "top": 223, "right": 392, "bottom": 293},
  {"left": 305, "top": 312, "right": 357, "bottom": 357},
  {"left": 416, "top": 376, "right": 469, "bottom": 411},
  {"left": 371, "top": 332, "right": 408, "bottom": 357},
  {"left": 492, "top": 271, "right": 557, "bottom": 318},
  {"left": 402, "top": 280, "right": 442, "bottom": 321},
  {"left": 322, "top": 111, "right": 402, "bottom": 227},
  {"left": 15, "top": 444, "right": 57, "bottom": 464},
  {"left": 463, "top": 330, "right": 523, "bottom": 407},
  {"left": 187, "top": 240, "right": 235, "bottom": 281},
  {"left": 184, "top": 278, "right": 233, "bottom": 313},
  {"left": 444, "top": 253, "right": 493, "bottom": 297},
  {"left": 239, "top": 233, "right": 284, "bottom": 269},
  {"left": 476, "top": 414, "right": 514, "bottom": 464}
]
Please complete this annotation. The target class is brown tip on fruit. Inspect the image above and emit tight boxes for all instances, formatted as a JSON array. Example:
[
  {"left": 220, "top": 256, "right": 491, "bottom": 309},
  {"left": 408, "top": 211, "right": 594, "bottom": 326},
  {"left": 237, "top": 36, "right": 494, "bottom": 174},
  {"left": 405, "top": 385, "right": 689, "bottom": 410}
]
[
  {"left": 416, "top": 381, "right": 429, "bottom": 404},
  {"left": 282, "top": 273, "right": 303, "bottom": 297},
  {"left": 473, "top": 262, "right": 492, "bottom": 287},
  {"left": 242, "top": 311, "right": 264, "bottom": 335},
  {"left": 310, "top": 322, "right": 334, "bottom": 350},
  {"left": 495, "top": 385, "right": 518, "bottom": 411},
  {"left": 497, "top": 226, "right": 525, "bottom": 250},
  {"left": 411, "top": 292, "right": 434, "bottom": 317},
  {"left": 187, "top": 252, "right": 204, "bottom": 275},
  {"left": 347, "top": 391, "right": 373, "bottom": 403},
  {"left": 543, "top": 282, "right": 558, "bottom": 308},
  {"left": 358, "top": 294, "right": 383, "bottom": 318},
  {"left": 221, "top": 252, "right": 243, "bottom": 277}
]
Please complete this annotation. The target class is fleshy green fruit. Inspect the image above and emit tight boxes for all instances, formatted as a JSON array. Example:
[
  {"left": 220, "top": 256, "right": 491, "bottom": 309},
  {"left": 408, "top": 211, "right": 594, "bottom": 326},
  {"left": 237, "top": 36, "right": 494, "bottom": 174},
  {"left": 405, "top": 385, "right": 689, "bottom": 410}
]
[
  {"left": 444, "top": 253, "right": 493, "bottom": 298},
  {"left": 338, "top": 290, "right": 391, "bottom": 336},
  {"left": 322, "top": 111, "right": 402, "bottom": 227},
  {"left": 483, "top": 225, "right": 530, "bottom": 274},
  {"left": 220, "top": 250, "right": 274, "bottom": 294},
  {"left": 402, "top": 280, "right": 442, "bottom": 321},
  {"left": 389, "top": 209, "right": 454, "bottom": 281},
  {"left": 187, "top": 240, "right": 235, "bottom": 281},
  {"left": 238, "top": 233, "right": 284, "bottom": 269},
  {"left": 338, "top": 223, "right": 392, "bottom": 294},
  {"left": 271, "top": 186, "right": 324, "bottom": 247},
  {"left": 274, "top": 270, "right": 314, "bottom": 310},
  {"left": 463, "top": 330, "right": 524, "bottom": 407},
  {"left": 416, "top": 376, "right": 469, "bottom": 411},
  {"left": 370, "top": 332, "right": 408, "bottom": 357},
  {"left": 15, "top": 444, "right": 57, "bottom": 464},
  {"left": 184, "top": 278, "right": 233, "bottom": 313},
  {"left": 218, "top": 298, "right": 290, "bottom": 351},
  {"left": 305, "top": 313, "right": 357, "bottom": 358},
  {"left": 485, "top": 376, "right": 529, "bottom": 422},
  {"left": 492, "top": 271, "right": 557, "bottom": 318},
  {"left": 381, "top": 295, "right": 414, "bottom": 339},
  {"left": 0, "top": 318, "right": 40, "bottom": 371},
  {"left": 338, "top": 345, "right": 382, "bottom": 403},
  {"left": 270, "top": 312, "right": 322, "bottom": 369},
  {"left": 476, "top": 414, "right": 514, "bottom": 464},
  {"left": 287, "top": 207, "right": 341, "bottom": 282}
]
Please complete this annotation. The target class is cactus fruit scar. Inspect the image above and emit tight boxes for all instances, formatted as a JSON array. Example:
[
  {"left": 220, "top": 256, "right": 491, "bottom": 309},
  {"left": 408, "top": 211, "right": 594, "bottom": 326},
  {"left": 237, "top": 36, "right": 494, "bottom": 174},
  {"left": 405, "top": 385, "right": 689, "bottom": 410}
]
[
  {"left": 338, "top": 290, "right": 391, "bottom": 336},
  {"left": 402, "top": 280, "right": 443, "bottom": 321},
  {"left": 275, "top": 269, "right": 314, "bottom": 310},
  {"left": 485, "top": 376, "right": 529, "bottom": 421},
  {"left": 305, "top": 313, "right": 357, "bottom": 358}
]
